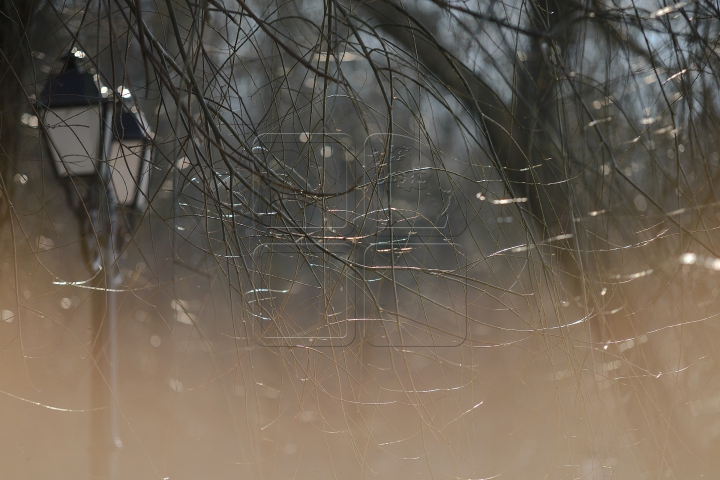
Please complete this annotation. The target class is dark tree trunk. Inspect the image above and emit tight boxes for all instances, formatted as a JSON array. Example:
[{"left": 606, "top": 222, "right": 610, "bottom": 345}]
[{"left": 0, "top": 1, "right": 36, "bottom": 220}]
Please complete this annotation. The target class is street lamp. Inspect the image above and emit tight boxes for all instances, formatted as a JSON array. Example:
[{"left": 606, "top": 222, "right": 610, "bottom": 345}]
[
  {"left": 37, "top": 51, "right": 154, "bottom": 471},
  {"left": 39, "top": 53, "right": 153, "bottom": 211}
]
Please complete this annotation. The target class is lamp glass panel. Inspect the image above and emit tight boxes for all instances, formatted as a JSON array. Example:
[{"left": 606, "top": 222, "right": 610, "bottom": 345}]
[
  {"left": 107, "top": 140, "right": 144, "bottom": 205},
  {"left": 44, "top": 106, "right": 102, "bottom": 176}
]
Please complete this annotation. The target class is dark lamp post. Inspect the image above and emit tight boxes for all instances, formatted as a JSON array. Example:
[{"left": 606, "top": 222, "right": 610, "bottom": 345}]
[{"left": 36, "top": 51, "right": 155, "bottom": 474}]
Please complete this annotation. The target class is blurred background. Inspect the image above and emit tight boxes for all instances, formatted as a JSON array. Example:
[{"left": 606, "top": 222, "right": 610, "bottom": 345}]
[{"left": 1, "top": 0, "right": 720, "bottom": 478}]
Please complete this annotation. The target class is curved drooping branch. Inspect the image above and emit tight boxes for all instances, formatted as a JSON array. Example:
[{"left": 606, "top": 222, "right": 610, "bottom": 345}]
[{"left": 350, "top": 0, "right": 585, "bottom": 290}]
